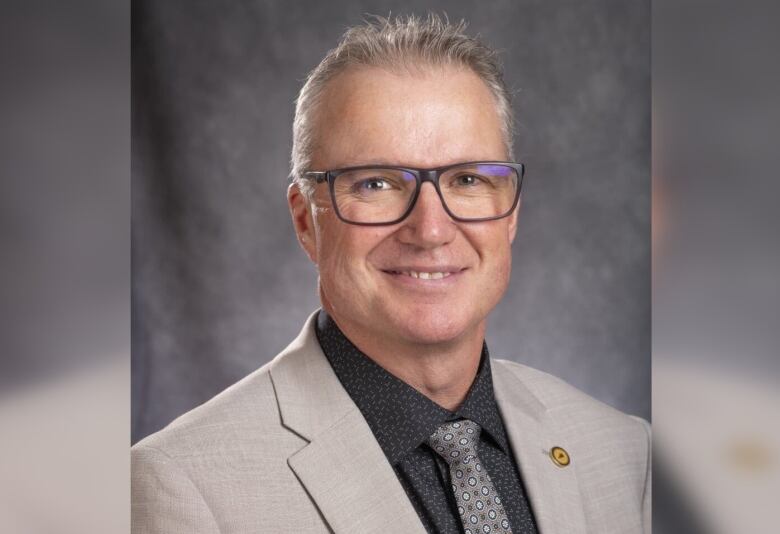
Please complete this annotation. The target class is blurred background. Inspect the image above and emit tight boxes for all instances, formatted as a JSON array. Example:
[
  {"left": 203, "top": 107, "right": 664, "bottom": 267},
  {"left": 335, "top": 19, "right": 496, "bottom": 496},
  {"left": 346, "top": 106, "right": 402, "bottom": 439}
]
[
  {"left": 0, "top": 1, "right": 129, "bottom": 533},
  {"left": 652, "top": 2, "right": 780, "bottom": 532},
  {"left": 132, "top": 0, "right": 651, "bottom": 444}
]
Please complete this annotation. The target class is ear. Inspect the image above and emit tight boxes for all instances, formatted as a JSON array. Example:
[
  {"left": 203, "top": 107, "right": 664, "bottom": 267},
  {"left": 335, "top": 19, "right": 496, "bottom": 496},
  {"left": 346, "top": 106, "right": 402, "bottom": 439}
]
[
  {"left": 508, "top": 195, "right": 521, "bottom": 244},
  {"left": 287, "top": 182, "right": 318, "bottom": 263}
]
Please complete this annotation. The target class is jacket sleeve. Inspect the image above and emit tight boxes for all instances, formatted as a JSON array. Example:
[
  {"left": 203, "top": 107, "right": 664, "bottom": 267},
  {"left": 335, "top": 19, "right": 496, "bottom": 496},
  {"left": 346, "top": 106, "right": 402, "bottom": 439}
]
[{"left": 132, "top": 444, "right": 221, "bottom": 534}]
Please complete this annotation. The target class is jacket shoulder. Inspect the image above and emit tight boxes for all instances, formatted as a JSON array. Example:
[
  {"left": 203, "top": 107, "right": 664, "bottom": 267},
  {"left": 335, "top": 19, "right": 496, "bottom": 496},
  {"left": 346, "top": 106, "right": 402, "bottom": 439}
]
[
  {"left": 133, "top": 360, "right": 302, "bottom": 459},
  {"left": 131, "top": 332, "right": 330, "bottom": 533},
  {"left": 492, "top": 358, "right": 648, "bottom": 425},
  {"left": 493, "top": 358, "right": 651, "bottom": 532}
]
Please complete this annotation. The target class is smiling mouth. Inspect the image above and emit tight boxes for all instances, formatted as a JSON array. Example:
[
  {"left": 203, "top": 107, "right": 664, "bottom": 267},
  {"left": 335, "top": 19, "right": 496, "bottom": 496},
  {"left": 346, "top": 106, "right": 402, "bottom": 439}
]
[{"left": 383, "top": 269, "right": 465, "bottom": 280}]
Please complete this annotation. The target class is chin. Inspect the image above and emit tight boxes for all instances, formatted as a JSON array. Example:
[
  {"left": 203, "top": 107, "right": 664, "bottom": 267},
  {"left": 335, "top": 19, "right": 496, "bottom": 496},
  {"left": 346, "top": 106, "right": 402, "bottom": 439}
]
[{"left": 391, "top": 312, "right": 476, "bottom": 347}]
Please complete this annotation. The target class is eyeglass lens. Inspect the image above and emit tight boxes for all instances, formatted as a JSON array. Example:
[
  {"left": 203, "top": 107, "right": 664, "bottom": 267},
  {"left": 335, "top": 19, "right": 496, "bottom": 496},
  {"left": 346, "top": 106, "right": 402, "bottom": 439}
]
[{"left": 331, "top": 163, "right": 519, "bottom": 224}]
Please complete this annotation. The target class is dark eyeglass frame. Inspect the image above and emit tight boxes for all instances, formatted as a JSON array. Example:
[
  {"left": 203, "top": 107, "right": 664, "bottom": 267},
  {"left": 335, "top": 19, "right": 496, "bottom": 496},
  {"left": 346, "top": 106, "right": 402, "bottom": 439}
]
[{"left": 302, "top": 161, "right": 525, "bottom": 226}]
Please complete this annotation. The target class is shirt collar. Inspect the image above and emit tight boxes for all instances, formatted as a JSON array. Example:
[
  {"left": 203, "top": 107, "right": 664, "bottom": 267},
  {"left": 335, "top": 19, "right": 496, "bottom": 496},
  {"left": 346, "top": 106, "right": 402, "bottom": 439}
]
[{"left": 315, "top": 310, "right": 510, "bottom": 465}]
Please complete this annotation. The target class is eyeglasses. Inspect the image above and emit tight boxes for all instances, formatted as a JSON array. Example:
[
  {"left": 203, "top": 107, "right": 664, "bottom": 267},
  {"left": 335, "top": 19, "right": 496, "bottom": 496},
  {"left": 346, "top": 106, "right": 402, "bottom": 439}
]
[{"left": 303, "top": 161, "right": 524, "bottom": 226}]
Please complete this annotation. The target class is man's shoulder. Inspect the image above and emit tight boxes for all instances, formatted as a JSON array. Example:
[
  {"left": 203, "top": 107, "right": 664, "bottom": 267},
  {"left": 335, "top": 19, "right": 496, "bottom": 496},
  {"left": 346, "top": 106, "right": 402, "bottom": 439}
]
[
  {"left": 133, "top": 312, "right": 324, "bottom": 457},
  {"left": 132, "top": 359, "right": 296, "bottom": 459},
  {"left": 131, "top": 315, "right": 336, "bottom": 533},
  {"left": 492, "top": 357, "right": 650, "bottom": 520},
  {"left": 491, "top": 358, "right": 649, "bottom": 437}
]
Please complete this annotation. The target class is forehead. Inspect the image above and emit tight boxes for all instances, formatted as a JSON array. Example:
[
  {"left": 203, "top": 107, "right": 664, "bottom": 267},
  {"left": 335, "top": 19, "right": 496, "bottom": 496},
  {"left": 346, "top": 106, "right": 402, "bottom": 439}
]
[{"left": 311, "top": 65, "right": 506, "bottom": 169}]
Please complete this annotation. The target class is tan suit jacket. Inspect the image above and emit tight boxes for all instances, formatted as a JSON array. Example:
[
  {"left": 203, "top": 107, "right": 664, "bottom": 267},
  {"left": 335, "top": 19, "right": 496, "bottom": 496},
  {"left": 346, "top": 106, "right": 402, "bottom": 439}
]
[{"left": 132, "top": 312, "right": 650, "bottom": 533}]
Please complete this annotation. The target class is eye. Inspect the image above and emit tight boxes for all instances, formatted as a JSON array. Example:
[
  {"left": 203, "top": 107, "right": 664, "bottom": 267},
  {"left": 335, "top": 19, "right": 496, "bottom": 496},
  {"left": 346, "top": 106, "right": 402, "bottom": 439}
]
[
  {"left": 355, "top": 177, "right": 392, "bottom": 192},
  {"left": 453, "top": 174, "right": 484, "bottom": 187}
]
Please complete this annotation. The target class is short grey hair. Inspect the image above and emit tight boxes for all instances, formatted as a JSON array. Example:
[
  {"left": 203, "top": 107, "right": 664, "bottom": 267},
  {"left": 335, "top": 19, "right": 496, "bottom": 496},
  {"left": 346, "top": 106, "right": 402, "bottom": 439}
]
[{"left": 290, "top": 13, "right": 514, "bottom": 192}]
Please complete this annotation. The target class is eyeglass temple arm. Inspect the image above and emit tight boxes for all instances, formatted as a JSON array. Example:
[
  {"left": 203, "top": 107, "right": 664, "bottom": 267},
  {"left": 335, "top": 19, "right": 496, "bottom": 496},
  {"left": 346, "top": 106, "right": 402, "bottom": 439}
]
[{"left": 303, "top": 171, "right": 328, "bottom": 183}]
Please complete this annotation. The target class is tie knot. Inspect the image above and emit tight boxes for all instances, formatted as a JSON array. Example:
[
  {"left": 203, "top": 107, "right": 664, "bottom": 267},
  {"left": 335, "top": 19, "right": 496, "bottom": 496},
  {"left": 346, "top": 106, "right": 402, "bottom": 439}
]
[{"left": 427, "top": 419, "right": 482, "bottom": 465}]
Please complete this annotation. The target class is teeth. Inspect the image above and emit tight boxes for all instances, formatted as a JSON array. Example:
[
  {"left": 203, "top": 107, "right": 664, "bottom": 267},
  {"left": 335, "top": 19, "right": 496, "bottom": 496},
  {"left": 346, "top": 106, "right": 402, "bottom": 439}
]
[{"left": 400, "top": 271, "right": 451, "bottom": 279}]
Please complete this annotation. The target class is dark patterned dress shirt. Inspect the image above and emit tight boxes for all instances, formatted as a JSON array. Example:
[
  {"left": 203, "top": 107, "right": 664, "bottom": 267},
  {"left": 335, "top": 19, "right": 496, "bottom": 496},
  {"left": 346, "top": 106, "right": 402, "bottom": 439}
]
[{"left": 316, "top": 311, "right": 538, "bottom": 534}]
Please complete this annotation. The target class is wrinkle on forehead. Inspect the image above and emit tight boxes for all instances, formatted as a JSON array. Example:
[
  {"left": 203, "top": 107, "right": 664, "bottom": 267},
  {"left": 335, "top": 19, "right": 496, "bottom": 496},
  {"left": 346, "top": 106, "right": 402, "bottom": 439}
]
[{"left": 310, "top": 64, "right": 506, "bottom": 169}]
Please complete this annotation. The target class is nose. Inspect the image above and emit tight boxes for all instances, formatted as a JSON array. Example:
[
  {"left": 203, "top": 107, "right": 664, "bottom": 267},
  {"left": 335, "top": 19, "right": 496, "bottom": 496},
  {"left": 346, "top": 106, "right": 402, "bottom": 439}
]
[{"left": 396, "top": 182, "right": 457, "bottom": 249}]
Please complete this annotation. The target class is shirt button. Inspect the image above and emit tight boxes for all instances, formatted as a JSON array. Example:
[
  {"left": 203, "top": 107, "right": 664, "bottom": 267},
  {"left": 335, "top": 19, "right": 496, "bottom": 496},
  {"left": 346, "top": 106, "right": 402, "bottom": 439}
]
[{"left": 550, "top": 446, "right": 570, "bottom": 467}]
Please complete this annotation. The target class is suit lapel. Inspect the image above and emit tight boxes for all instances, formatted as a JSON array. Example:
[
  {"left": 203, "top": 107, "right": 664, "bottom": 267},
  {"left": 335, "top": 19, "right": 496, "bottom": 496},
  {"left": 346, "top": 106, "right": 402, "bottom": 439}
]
[
  {"left": 492, "top": 360, "right": 588, "bottom": 534},
  {"left": 288, "top": 409, "right": 426, "bottom": 533},
  {"left": 269, "top": 312, "right": 425, "bottom": 534}
]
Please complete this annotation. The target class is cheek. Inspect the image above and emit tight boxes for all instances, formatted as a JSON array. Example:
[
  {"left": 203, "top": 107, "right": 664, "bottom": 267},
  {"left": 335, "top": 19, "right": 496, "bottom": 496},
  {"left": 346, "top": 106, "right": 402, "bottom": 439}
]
[
  {"left": 476, "top": 228, "right": 514, "bottom": 287},
  {"left": 499, "top": 248, "right": 513, "bottom": 288},
  {"left": 314, "top": 223, "right": 387, "bottom": 290},
  {"left": 500, "top": 235, "right": 514, "bottom": 281},
  {"left": 316, "top": 229, "right": 352, "bottom": 284}
]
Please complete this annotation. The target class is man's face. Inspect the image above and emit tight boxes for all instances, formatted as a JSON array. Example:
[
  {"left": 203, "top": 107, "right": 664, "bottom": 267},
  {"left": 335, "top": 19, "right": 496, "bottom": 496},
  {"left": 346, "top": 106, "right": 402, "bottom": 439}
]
[{"left": 290, "top": 65, "right": 518, "bottom": 349}]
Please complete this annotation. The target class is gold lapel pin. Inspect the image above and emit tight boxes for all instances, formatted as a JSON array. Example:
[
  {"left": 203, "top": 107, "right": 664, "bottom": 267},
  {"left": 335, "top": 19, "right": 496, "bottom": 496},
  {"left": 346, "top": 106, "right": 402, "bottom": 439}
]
[{"left": 550, "top": 446, "right": 570, "bottom": 467}]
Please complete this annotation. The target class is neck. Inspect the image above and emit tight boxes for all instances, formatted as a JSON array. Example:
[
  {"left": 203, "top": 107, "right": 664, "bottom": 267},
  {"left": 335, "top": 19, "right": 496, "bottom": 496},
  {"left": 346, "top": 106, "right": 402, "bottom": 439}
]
[{"left": 323, "top": 308, "right": 485, "bottom": 411}]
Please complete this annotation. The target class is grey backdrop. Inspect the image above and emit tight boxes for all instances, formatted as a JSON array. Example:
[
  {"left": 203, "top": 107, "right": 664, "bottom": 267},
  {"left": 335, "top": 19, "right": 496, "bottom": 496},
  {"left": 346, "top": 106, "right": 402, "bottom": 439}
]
[{"left": 132, "top": 0, "right": 650, "bottom": 444}]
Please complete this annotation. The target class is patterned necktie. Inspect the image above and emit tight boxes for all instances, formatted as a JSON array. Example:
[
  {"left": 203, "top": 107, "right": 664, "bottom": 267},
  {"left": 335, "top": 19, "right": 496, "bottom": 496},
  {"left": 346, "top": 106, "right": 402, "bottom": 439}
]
[{"left": 427, "top": 419, "right": 514, "bottom": 534}]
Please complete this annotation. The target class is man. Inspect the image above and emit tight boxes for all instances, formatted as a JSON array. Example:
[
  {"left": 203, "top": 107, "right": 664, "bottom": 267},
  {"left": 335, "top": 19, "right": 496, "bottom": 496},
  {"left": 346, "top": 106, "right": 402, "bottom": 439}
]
[{"left": 132, "top": 15, "right": 650, "bottom": 534}]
